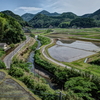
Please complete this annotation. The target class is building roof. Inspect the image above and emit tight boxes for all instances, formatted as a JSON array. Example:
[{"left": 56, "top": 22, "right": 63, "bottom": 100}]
[{"left": 0, "top": 43, "right": 7, "bottom": 47}]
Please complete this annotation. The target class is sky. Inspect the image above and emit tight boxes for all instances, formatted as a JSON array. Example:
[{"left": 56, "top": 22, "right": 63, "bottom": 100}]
[{"left": 0, "top": 0, "right": 100, "bottom": 16}]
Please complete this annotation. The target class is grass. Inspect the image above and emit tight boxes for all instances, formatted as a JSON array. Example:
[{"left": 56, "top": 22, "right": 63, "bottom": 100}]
[
  {"left": 40, "top": 27, "right": 100, "bottom": 76},
  {"left": 46, "top": 28, "right": 100, "bottom": 41},
  {"left": 15, "top": 37, "right": 35, "bottom": 62},
  {"left": 0, "top": 70, "right": 41, "bottom": 100},
  {"left": 61, "top": 53, "right": 100, "bottom": 77}
]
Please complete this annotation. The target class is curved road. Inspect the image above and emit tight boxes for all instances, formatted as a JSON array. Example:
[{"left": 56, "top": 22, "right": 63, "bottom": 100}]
[
  {"left": 42, "top": 39, "right": 73, "bottom": 70},
  {"left": 3, "top": 36, "right": 31, "bottom": 69}
]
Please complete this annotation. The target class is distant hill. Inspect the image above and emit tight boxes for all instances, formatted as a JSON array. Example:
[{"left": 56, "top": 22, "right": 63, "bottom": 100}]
[
  {"left": 60, "top": 12, "right": 77, "bottom": 19},
  {"left": 38, "top": 10, "right": 60, "bottom": 16},
  {"left": 23, "top": 9, "right": 100, "bottom": 28},
  {"left": 2, "top": 10, "right": 23, "bottom": 21},
  {"left": 81, "top": 14, "right": 91, "bottom": 18},
  {"left": 1, "top": 10, "right": 28, "bottom": 26},
  {"left": 82, "top": 9, "right": 100, "bottom": 20},
  {"left": 89, "top": 9, "right": 100, "bottom": 20},
  {"left": 21, "top": 10, "right": 60, "bottom": 21},
  {"left": 21, "top": 13, "right": 35, "bottom": 21},
  {"left": 29, "top": 11, "right": 78, "bottom": 28},
  {"left": 29, "top": 14, "right": 53, "bottom": 28}
]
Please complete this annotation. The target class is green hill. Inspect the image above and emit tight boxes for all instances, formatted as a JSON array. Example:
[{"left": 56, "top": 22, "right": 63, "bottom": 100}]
[
  {"left": 29, "top": 11, "right": 78, "bottom": 28},
  {"left": 89, "top": 9, "right": 100, "bottom": 20},
  {"left": 1, "top": 10, "right": 28, "bottom": 26},
  {"left": 38, "top": 10, "right": 60, "bottom": 16},
  {"left": 82, "top": 9, "right": 100, "bottom": 20},
  {"left": 21, "top": 10, "right": 60, "bottom": 22},
  {"left": 21, "top": 13, "right": 35, "bottom": 21},
  {"left": 29, "top": 14, "right": 54, "bottom": 28},
  {"left": 0, "top": 12, "right": 26, "bottom": 44}
]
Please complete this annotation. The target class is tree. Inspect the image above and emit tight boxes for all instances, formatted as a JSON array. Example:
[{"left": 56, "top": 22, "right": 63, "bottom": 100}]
[
  {"left": 59, "top": 22, "right": 70, "bottom": 28},
  {"left": 0, "top": 12, "right": 26, "bottom": 44},
  {"left": 64, "top": 77, "right": 97, "bottom": 100},
  {"left": 9, "top": 67, "right": 24, "bottom": 78},
  {"left": 70, "top": 18, "right": 97, "bottom": 28},
  {"left": 0, "top": 60, "right": 6, "bottom": 69}
]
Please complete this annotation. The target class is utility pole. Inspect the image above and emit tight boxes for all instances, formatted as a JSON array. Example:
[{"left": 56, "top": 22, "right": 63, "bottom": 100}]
[
  {"left": 57, "top": 91, "right": 65, "bottom": 100},
  {"left": 59, "top": 91, "right": 62, "bottom": 100}
]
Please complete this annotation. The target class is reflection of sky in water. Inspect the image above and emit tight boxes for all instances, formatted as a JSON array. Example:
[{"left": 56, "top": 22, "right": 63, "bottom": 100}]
[
  {"left": 48, "top": 40, "right": 100, "bottom": 62},
  {"left": 56, "top": 40, "right": 100, "bottom": 52}
]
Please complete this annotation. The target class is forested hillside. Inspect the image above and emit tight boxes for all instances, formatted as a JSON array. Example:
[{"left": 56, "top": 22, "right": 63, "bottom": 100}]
[
  {"left": 0, "top": 12, "right": 26, "bottom": 44},
  {"left": 29, "top": 12, "right": 78, "bottom": 28},
  {"left": 21, "top": 13, "right": 35, "bottom": 21},
  {"left": 21, "top": 10, "right": 60, "bottom": 21},
  {"left": 21, "top": 9, "right": 100, "bottom": 28},
  {"left": 1, "top": 10, "right": 29, "bottom": 26}
]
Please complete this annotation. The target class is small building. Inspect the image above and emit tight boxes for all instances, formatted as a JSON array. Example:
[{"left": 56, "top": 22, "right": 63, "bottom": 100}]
[{"left": 0, "top": 43, "right": 7, "bottom": 50}]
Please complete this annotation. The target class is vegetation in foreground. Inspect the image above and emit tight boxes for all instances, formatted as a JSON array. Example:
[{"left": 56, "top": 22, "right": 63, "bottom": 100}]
[
  {"left": 33, "top": 36, "right": 100, "bottom": 100},
  {"left": 0, "top": 70, "right": 40, "bottom": 100},
  {"left": 0, "top": 48, "right": 5, "bottom": 59},
  {"left": 34, "top": 49, "right": 100, "bottom": 100},
  {"left": 7, "top": 58, "right": 84, "bottom": 100}
]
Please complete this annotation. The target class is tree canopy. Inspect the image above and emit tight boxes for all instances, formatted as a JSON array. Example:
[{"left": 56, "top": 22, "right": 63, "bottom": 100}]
[{"left": 0, "top": 12, "right": 26, "bottom": 44}]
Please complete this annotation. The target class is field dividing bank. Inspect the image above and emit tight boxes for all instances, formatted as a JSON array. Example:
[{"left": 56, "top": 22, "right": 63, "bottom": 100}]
[
  {"left": 45, "top": 41, "right": 100, "bottom": 76},
  {"left": 0, "top": 70, "right": 38, "bottom": 100},
  {"left": 44, "top": 28, "right": 100, "bottom": 76},
  {"left": 40, "top": 38, "right": 77, "bottom": 71},
  {"left": 47, "top": 28, "right": 100, "bottom": 40},
  {"left": 14, "top": 37, "right": 35, "bottom": 62}
]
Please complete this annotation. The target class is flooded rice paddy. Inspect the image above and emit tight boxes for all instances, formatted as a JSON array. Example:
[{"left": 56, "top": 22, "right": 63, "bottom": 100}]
[{"left": 48, "top": 40, "right": 100, "bottom": 62}]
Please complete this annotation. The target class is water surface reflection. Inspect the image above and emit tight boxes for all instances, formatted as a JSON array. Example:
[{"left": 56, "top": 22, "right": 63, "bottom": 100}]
[{"left": 48, "top": 40, "right": 100, "bottom": 62}]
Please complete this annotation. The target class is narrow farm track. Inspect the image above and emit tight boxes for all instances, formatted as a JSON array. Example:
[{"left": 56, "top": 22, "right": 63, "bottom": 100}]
[{"left": 42, "top": 39, "right": 74, "bottom": 70}]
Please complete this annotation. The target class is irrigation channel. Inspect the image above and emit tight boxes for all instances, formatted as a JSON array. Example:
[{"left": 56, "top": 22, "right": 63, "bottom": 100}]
[{"left": 27, "top": 39, "right": 61, "bottom": 90}]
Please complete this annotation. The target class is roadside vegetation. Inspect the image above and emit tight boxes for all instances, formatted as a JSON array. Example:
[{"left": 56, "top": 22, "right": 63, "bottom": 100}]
[{"left": 0, "top": 48, "right": 5, "bottom": 58}]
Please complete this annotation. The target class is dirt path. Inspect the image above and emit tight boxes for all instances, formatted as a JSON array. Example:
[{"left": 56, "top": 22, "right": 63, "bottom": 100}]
[{"left": 42, "top": 39, "right": 72, "bottom": 69}]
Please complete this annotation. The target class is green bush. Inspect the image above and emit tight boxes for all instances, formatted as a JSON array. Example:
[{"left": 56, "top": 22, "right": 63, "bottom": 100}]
[
  {"left": 10, "top": 43, "right": 15, "bottom": 48},
  {"left": 30, "top": 41, "right": 38, "bottom": 51},
  {"left": 20, "top": 76, "right": 34, "bottom": 89},
  {"left": 0, "top": 48, "right": 5, "bottom": 57},
  {"left": 38, "top": 36, "right": 50, "bottom": 45},
  {"left": 30, "top": 33, "right": 35, "bottom": 38},
  {"left": 9, "top": 67, "right": 24, "bottom": 78},
  {"left": 0, "top": 60, "right": 6, "bottom": 69}
]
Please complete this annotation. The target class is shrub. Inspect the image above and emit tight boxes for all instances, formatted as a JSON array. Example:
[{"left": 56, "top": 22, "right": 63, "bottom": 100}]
[{"left": 9, "top": 67, "right": 24, "bottom": 78}]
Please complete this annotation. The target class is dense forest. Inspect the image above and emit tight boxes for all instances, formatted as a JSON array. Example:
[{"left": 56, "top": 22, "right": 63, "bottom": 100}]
[
  {"left": 21, "top": 9, "right": 100, "bottom": 28},
  {"left": 0, "top": 12, "right": 26, "bottom": 44},
  {"left": 1, "top": 10, "right": 29, "bottom": 26},
  {"left": 1, "top": 9, "right": 100, "bottom": 29}
]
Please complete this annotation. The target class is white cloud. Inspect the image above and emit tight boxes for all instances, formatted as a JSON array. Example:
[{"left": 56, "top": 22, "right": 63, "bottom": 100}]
[
  {"left": 42, "top": 0, "right": 100, "bottom": 15},
  {"left": 15, "top": 7, "right": 43, "bottom": 12}
]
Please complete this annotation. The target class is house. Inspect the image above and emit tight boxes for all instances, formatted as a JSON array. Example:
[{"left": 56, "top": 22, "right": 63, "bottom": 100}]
[{"left": 0, "top": 43, "right": 7, "bottom": 50}]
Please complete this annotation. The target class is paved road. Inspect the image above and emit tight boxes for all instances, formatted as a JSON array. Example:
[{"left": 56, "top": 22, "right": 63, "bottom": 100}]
[{"left": 3, "top": 36, "right": 31, "bottom": 69}]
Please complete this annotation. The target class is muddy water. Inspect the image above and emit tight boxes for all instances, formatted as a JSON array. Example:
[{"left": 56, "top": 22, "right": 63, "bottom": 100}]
[{"left": 48, "top": 40, "right": 100, "bottom": 62}]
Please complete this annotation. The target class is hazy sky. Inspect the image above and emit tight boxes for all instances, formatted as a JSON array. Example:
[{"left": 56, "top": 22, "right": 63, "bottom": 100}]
[{"left": 0, "top": 0, "right": 100, "bottom": 15}]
